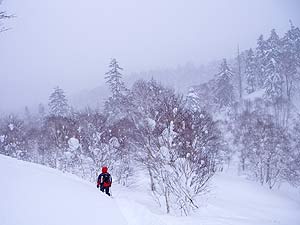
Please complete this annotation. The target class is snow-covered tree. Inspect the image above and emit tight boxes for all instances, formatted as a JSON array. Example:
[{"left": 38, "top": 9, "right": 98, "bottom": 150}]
[
  {"left": 235, "top": 107, "right": 292, "bottom": 189},
  {"left": 261, "top": 29, "right": 295, "bottom": 127},
  {"left": 105, "top": 58, "right": 126, "bottom": 99},
  {"left": 48, "top": 87, "right": 69, "bottom": 117},
  {"left": 73, "top": 110, "right": 113, "bottom": 181},
  {"left": 214, "top": 59, "right": 235, "bottom": 108},
  {"left": 0, "top": 115, "right": 28, "bottom": 159},
  {"left": 264, "top": 71, "right": 283, "bottom": 102},
  {"left": 104, "top": 58, "right": 133, "bottom": 124},
  {"left": 39, "top": 115, "right": 78, "bottom": 168},
  {"left": 245, "top": 48, "right": 258, "bottom": 93},
  {"left": 256, "top": 35, "right": 268, "bottom": 88},
  {"left": 131, "top": 80, "right": 224, "bottom": 214},
  {"left": 280, "top": 21, "right": 300, "bottom": 101},
  {"left": 104, "top": 118, "right": 136, "bottom": 186},
  {"left": 264, "top": 29, "right": 284, "bottom": 101},
  {"left": 186, "top": 79, "right": 216, "bottom": 113},
  {"left": 286, "top": 115, "right": 300, "bottom": 187}
]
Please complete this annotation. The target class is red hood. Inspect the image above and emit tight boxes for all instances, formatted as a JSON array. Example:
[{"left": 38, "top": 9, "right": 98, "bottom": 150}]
[{"left": 102, "top": 166, "right": 108, "bottom": 173}]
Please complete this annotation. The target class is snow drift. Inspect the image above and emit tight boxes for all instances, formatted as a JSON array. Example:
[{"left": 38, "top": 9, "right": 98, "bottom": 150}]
[{"left": 0, "top": 154, "right": 127, "bottom": 225}]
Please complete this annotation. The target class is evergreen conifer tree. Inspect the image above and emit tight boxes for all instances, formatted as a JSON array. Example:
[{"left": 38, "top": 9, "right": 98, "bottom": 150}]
[
  {"left": 281, "top": 21, "right": 300, "bottom": 101},
  {"left": 48, "top": 87, "right": 69, "bottom": 117},
  {"left": 256, "top": 35, "right": 268, "bottom": 88},
  {"left": 105, "top": 58, "right": 125, "bottom": 99},
  {"left": 264, "top": 29, "right": 283, "bottom": 101},
  {"left": 245, "top": 48, "right": 258, "bottom": 94},
  {"left": 214, "top": 59, "right": 235, "bottom": 108}
]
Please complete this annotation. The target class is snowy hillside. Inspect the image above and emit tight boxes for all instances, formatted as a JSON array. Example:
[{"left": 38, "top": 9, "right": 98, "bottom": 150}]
[
  {"left": 1, "top": 154, "right": 299, "bottom": 225},
  {"left": 115, "top": 165, "right": 300, "bottom": 225},
  {"left": 0, "top": 155, "right": 127, "bottom": 225}
]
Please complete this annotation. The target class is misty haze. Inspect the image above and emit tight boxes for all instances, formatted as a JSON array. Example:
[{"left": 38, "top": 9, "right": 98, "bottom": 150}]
[{"left": 0, "top": 1, "right": 300, "bottom": 225}]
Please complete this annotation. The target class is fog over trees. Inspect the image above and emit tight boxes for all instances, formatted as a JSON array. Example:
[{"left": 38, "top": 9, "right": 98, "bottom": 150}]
[{"left": 1, "top": 0, "right": 300, "bottom": 216}]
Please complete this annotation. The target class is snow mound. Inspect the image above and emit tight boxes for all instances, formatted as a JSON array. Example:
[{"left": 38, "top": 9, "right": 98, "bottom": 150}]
[{"left": 0, "top": 155, "right": 127, "bottom": 225}]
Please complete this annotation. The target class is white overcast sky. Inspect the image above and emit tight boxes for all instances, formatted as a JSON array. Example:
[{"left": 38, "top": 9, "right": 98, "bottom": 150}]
[{"left": 0, "top": 0, "right": 299, "bottom": 112}]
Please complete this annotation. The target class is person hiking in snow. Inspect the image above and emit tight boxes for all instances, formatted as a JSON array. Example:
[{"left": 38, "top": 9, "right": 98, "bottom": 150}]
[{"left": 97, "top": 166, "right": 112, "bottom": 196}]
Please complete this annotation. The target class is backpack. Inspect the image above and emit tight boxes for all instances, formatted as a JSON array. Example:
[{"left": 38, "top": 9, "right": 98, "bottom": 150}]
[{"left": 102, "top": 173, "right": 111, "bottom": 187}]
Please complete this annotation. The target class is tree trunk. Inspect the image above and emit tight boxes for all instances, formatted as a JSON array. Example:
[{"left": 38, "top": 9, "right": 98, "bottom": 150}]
[
  {"left": 237, "top": 45, "right": 243, "bottom": 101},
  {"left": 164, "top": 189, "right": 170, "bottom": 214},
  {"left": 148, "top": 167, "right": 155, "bottom": 191}
]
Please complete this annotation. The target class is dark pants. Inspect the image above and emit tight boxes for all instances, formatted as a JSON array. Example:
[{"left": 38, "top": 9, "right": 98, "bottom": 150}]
[{"left": 100, "top": 186, "right": 110, "bottom": 196}]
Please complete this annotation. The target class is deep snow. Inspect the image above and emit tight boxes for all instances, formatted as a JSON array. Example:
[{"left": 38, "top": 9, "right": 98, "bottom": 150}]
[
  {"left": 0, "top": 154, "right": 300, "bottom": 225},
  {"left": 115, "top": 166, "right": 300, "bottom": 225},
  {"left": 0, "top": 155, "right": 127, "bottom": 225}
]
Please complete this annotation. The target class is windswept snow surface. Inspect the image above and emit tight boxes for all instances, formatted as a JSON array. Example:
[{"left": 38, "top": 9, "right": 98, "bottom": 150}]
[
  {"left": 1, "top": 154, "right": 300, "bottom": 225},
  {"left": 0, "top": 155, "right": 127, "bottom": 225}
]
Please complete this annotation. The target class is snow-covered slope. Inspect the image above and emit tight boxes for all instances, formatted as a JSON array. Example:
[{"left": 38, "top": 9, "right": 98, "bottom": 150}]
[
  {"left": 115, "top": 165, "right": 300, "bottom": 225},
  {"left": 1, "top": 154, "right": 299, "bottom": 225},
  {"left": 0, "top": 155, "right": 127, "bottom": 225}
]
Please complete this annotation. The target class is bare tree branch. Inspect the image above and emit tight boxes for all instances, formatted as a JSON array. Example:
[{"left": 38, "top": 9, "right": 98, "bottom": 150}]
[{"left": 0, "top": 8, "right": 14, "bottom": 33}]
